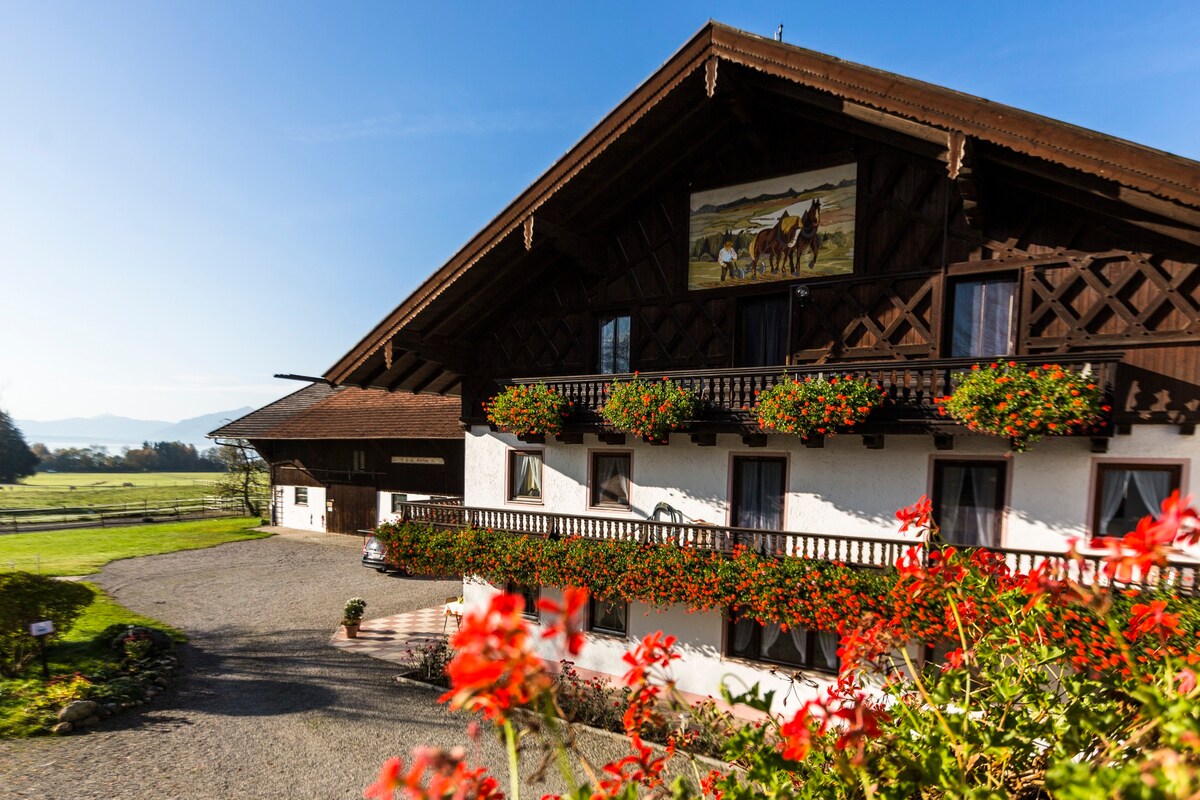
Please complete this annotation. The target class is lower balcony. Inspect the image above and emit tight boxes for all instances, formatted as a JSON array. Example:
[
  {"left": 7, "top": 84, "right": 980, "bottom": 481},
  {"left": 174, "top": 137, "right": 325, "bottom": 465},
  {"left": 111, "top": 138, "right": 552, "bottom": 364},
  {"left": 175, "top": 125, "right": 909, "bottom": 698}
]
[{"left": 391, "top": 500, "right": 1198, "bottom": 596}]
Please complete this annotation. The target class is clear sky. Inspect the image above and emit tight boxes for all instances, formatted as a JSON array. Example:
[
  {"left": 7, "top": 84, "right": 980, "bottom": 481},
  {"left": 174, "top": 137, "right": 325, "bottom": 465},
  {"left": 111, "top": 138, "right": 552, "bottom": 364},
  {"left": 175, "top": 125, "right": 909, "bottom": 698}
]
[{"left": 2, "top": 1, "right": 1197, "bottom": 423}]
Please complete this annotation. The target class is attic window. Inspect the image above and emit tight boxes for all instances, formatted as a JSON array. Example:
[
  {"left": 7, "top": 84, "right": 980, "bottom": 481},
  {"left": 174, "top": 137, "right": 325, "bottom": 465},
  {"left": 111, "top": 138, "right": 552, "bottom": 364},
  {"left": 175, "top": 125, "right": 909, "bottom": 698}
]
[{"left": 598, "top": 315, "right": 631, "bottom": 374}]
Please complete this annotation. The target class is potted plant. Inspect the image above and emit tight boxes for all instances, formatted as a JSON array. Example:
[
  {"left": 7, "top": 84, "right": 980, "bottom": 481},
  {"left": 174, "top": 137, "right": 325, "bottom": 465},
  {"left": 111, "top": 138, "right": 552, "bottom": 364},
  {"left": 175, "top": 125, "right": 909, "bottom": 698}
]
[
  {"left": 938, "top": 361, "right": 1107, "bottom": 451},
  {"left": 601, "top": 374, "right": 699, "bottom": 443},
  {"left": 342, "top": 597, "right": 367, "bottom": 638},
  {"left": 484, "top": 382, "right": 571, "bottom": 440},
  {"left": 754, "top": 374, "right": 884, "bottom": 440}
]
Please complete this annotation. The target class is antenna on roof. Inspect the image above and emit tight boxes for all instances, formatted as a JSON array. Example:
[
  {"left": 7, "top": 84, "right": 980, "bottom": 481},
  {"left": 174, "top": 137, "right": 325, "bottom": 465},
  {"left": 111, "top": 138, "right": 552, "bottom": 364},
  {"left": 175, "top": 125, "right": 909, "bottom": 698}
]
[{"left": 775, "top": 23, "right": 783, "bottom": 42}]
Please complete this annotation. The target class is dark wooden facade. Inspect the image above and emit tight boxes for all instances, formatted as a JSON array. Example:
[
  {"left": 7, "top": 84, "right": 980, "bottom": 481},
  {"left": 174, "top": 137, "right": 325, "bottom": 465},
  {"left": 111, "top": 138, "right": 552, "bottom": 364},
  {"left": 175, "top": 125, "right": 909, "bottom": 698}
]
[
  {"left": 325, "top": 24, "right": 1200, "bottom": 436},
  {"left": 257, "top": 438, "right": 465, "bottom": 498}
]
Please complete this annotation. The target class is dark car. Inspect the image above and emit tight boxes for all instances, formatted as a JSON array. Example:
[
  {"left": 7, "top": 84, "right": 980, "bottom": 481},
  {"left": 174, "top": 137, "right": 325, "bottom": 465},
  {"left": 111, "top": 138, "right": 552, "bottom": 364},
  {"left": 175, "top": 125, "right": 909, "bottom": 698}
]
[{"left": 362, "top": 535, "right": 403, "bottom": 574}]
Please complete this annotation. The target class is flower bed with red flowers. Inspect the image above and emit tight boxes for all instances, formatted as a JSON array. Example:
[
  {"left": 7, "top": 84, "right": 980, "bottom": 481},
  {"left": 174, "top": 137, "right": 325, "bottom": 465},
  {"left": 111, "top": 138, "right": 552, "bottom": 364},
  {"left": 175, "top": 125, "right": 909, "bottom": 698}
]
[
  {"left": 938, "top": 361, "right": 1106, "bottom": 451},
  {"left": 601, "top": 375, "right": 698, "bottom": 442},
  {"left": 754, "top": 374, "right": 884, "bottom": 440},
  {"left": 484, "top": 382, "right": 570, "bottom": 436}
]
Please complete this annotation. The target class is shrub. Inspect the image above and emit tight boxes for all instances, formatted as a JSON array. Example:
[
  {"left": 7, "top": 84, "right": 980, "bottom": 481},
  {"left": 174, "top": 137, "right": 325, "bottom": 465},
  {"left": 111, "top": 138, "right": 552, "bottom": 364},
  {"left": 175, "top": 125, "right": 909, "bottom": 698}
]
[
  {"left": 342, "top": 597, "right": 367, "bottom": 624},
  {"left": 0, "top": 574, "right": 93, "bottom": 678},
  {"left": 601, "top": 375, "right": 699, "bottom": 441},
  {"left": 754, "top": 374, "right": 884, "bottom": 439},
  {"left": 938, "top": 361, "right": 1107, "bottom": 451},
  {"left": 485, "top": 383, "right": 570, "bottom": 436}
]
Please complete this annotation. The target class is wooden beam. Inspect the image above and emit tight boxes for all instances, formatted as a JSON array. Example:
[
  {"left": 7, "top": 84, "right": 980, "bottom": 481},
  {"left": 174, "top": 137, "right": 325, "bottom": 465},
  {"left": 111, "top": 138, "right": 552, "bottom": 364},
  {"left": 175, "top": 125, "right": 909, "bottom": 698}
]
[
  {"left": 933, "top": 434, "right": 955, "bottom": 451},
  {"left": 690, "top": 432, "right": 718, "bottom": 446},
  {"left": 862, "top": 434, "right": 885, "bottom": 450},
  {"left": 741, "top": 434, "right": 767, "bottom": 448},
  {"left": 804, "top": 435, "right": 825, "bottom": 449},
  {"left": 555, "top": 432, "right": 584, "bottom": 444},
  {"left": 1090, "top": 437, "right": 1110, "bottom": 453},
  {"left": 599, "top": 432, "right": 626, "bottom": 446}
]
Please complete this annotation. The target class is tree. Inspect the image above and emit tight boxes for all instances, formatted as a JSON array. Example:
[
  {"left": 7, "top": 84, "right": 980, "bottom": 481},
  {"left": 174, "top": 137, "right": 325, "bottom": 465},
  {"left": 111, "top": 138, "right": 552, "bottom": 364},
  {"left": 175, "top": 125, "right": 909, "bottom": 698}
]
[
  {"left": 0, "top": 410, "right": 38, "bottom": 483},
  {"left": 213, "top": 439, "right": 268, "bottom": 517}
]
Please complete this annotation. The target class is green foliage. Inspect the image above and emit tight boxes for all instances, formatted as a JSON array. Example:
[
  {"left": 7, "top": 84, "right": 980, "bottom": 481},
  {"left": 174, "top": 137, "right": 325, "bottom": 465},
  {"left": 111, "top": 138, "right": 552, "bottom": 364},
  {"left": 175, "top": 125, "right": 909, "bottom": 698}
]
[
  {"left": 0, "top": 573, "right": 93, "bottom": 677},
  {"left": 0, "top": 410, "right": 38, "bottom": 484},
  {"left": 0, "top": 517, "right": 267, "bottom": 575},
  {"left": 213, "top": 441, "right": 268, "bottom": 517},
  {"left": 939, "top": 362, "right": 1105, "bottom": 451},
  {"left": 30, "top": 441, "right": 224, "bottom": 473},
  {"left": 754, "top": 375, "right": 884, "bottom": 439},
  {"left": 485, "top": 383, "right": 570, "bottom": 436},
  {"left": 343, "top": 597, "right": 367, "bottom": 623},
  {"left": 601, "top": 376, "right": 699, "bottom": 441}
]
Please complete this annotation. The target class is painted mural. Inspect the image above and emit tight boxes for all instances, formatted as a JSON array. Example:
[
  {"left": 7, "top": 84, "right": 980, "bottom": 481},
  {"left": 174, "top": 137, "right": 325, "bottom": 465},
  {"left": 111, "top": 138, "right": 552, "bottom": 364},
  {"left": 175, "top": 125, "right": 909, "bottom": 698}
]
[{"left": 687, "top": 163, "right": 856, "bottom": 290}]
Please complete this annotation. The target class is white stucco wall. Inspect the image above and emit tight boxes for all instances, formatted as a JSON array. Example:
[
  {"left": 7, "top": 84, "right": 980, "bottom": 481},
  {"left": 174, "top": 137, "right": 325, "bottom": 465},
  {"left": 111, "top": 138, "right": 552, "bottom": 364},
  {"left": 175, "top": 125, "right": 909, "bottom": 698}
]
[
  {"left": 276, "top": 485, "right": 326, "bottom": 532},
  {"left": 465, "top": 424, "right": 1198, "bottom": 551},
  {"left": 377, "top": 491, "right": 436, "bottom": 526}
]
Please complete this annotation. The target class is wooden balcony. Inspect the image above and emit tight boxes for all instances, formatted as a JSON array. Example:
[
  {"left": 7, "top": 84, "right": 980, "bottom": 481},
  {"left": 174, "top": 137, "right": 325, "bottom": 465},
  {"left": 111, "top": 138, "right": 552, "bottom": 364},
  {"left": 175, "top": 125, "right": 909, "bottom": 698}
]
[
  {"left": 392, "top": 500, "right": 1198, "bottom": 596},
  {"left": 506, "top": 352, "right": 1123, "bottom": 437}
]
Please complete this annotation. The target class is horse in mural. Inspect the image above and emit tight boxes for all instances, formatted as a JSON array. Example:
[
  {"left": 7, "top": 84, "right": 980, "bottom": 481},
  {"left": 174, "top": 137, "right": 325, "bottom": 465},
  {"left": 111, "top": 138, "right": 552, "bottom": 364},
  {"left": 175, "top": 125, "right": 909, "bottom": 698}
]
[{"left": 746, "top": 198, "right": 823, "bottom": 278}]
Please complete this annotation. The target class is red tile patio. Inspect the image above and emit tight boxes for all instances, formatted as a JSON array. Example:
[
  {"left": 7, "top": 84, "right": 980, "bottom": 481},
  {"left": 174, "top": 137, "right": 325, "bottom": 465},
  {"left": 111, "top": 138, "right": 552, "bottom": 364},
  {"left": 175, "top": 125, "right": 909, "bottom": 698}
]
[{"left": 329, "top": 606, "right": 459, "bottom": 665}]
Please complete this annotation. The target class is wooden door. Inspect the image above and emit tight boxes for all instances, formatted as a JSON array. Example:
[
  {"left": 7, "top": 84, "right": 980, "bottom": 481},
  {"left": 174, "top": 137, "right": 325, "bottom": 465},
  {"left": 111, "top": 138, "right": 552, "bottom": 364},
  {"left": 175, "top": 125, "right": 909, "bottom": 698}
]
[{"left": 326, "top": 484, "right": 378, "bottom": 534}]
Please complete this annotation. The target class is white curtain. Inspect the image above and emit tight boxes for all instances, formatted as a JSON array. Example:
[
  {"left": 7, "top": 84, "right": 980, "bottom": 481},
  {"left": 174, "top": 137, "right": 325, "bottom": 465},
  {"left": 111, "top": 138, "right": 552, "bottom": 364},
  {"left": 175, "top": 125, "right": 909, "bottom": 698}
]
[
  {"left": 817, "top": 631, "right": 839, "bottom": 671},
  {"left": 940, "top": 465, "right": 967, "bottom": 544},
  {"left": 1099, "top": 468, "right": 1174, "bottom": 536},
  {"left": 1098, "top": 470, "right": 1130, "bottom": 536},
  {"left": 732, "top": 618, "right": 756, "bottom": 654},
  {"left": 969, "top": 467, "right": 1000, "bottom": 547},
  {"left": 594, "top": 455, "right": 628, "bottom": 506},
  {"left": 952, "top": 280, "right": 1016, "bottom": 358},
  {"left": 736, "top": 460, "right": 784, "bottom": 531},
  {"left": 514, "top": 453, "right": 541, "bottom": 498},
  {"left": 940, "top": 464, "right": 1000, "bottom": 547},
  {"left": 1131, "top": 469, "right": 1172, "bottom": 518}
]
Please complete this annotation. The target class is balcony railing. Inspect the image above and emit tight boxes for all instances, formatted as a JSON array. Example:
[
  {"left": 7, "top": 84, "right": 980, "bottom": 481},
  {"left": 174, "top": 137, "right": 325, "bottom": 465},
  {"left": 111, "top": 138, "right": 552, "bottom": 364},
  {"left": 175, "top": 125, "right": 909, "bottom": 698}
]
[
  {"left": 507, "top": 352, "right": 1123, "bottom": 428},
  {"left": 392, "top": 500, "right": 1198, "bottom": 596}
]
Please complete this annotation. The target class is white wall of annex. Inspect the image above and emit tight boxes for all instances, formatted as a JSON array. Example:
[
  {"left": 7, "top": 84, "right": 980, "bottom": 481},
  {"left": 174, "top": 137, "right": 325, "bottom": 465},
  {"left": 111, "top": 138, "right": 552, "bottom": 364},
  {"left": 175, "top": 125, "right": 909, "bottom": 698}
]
[{"left": 277, "top": 485, "right": 327, "bottom": 532}]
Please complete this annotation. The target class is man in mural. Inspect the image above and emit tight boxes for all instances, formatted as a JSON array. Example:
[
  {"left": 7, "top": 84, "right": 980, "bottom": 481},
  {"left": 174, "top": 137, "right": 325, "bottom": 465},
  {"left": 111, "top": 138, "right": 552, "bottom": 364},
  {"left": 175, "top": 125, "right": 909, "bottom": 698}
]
[{"left": 718, "top": 239, "right": 741, "bottom": 281}]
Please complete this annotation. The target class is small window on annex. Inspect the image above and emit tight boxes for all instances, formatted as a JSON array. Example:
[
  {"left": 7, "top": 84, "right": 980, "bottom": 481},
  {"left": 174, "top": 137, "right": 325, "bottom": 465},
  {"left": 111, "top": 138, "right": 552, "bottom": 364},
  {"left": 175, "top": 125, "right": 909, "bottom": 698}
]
[
  {"left": 590, "top": 452, "right": 631, "bottom": 509},
  {"left": 589, "top": 596, "right": 628, "bottom": 636},
  {"left": 508, "top": 450, "right": 543, "bottom": 502},
  {"left": 352, "top": 449, "right": 367, "bottom": 472},
  {"left": 390, "top": 493, "right": 409, "bottom": 513},
  {"left": 949, "top": 277, "right": 1017, "bottom": 358},
  {"left": 598, "top": 315, "right": 631, "bottom": 374},
  {"left": 294, "top": 487, "right": 309, "bottom": 506},
  {"left": 506, "top": 583, "right": 540, "bottom": 621},
  {"left": 1093, "top": 463, "right": 1182, "bottom": 538},
  {"left": 932, "top": 460, "right": 1007, "bottom": 548},
  {"left": 727, "top": 614, "right": 838, "bottom": 672}
]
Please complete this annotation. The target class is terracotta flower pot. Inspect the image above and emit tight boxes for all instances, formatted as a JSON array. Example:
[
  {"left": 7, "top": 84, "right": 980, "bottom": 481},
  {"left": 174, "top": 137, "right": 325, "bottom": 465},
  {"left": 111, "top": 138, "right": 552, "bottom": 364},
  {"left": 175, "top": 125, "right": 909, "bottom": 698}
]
[{"left": 344, "top": 622, "right": 361, "bottom": 639}]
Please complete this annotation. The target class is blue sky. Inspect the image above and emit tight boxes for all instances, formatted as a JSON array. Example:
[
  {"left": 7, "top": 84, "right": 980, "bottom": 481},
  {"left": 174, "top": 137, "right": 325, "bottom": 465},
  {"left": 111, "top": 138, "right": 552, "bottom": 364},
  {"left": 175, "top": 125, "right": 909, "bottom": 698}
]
[{"left": 2, "top": 1, "right": 1197, "bottom": 423}]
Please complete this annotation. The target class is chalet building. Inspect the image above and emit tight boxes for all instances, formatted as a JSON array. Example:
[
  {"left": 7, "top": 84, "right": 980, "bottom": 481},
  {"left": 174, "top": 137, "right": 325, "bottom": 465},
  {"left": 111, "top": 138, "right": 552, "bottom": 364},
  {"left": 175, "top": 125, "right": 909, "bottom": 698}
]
[
  {"left": 320, "top": 23, "right": 1200, "bottom": 707},
  {"left": 209, "top": 383, "right": 463, "bottom": 534}
]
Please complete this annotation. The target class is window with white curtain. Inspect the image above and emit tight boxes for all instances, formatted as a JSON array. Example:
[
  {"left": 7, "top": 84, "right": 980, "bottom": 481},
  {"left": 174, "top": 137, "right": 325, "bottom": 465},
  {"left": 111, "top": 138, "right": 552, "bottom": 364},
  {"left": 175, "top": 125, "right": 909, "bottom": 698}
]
[
  {"left": 590, "top": 452, "right": 631, "bottom": 509},
  {"left": 589, "top": 596, "right": 628, "bottom": 636},
  {"left": 727, "top": 614, "right": 838, "bottom": 672},
  {"left": 1093, "top": 464, "right": 1181, "bottom": 537},
  {"left": 508, "top": 450, "right": 543, "bottom": 502},
  {"left": 949, "top": 277, "right": 1017, "bottom": 358},
  {"left": 598, "top": 315, "right": 631, "bottom": 374},
  {"left": 732, "top": 457, "right": 786, "bottom": 531},
  {"left": 506, "top": 582, "right": 541, "bottom": 621},
  {"left": 932, "top": 460, "right": 1006, "bottom": 547}
]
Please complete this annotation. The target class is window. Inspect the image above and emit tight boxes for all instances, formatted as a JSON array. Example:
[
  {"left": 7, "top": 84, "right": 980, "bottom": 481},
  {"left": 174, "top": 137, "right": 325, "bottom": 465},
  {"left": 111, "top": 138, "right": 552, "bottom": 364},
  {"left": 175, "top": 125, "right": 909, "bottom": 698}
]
[
  {"left": 1093, "top": 464, "right": 1182, "bottom": 538},
  {"left": 590, "top": 452, "right": 631, "bottom": 509},
  {"left": 589, "top": 596, "right": 628, "bottom": 636},
  {"left": 390, "top": 493, "right": 409, "bottom": 513},
  {"left": 949, "top": 277, "right": 1017, "bottom": 358},
  {"left": 731, "top": 456, "right": 786, "bottom": 531},
  {"left": 506, "top": 583, "right": 540, "bottom": 621},
  {"left": 931, "top": 460, "right": 1006, "bottom": 547},
  {"left": 352, "top": 449, "right": 367, "bottom": 472},
  {"left": 508, "top": 450, "right": 543, "bottom": 502},
  {"left": 735, "top": 295, "right": 789, "bottom": 367},
  {"left": 294, "top": 487, "right": 308, "bottom": 506},
  {"left": 727, "top": 614, "right": 838, "bottom": 672},
  {"left": 598, "top": 315, "right": 631, "bottom": 374}
]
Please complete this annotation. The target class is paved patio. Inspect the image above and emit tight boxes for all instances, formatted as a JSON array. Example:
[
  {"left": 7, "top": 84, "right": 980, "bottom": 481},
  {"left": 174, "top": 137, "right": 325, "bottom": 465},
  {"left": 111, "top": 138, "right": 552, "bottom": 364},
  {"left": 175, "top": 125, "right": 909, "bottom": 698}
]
[{"left": 329, "top": 605, "right": 458, "bottom": 665}]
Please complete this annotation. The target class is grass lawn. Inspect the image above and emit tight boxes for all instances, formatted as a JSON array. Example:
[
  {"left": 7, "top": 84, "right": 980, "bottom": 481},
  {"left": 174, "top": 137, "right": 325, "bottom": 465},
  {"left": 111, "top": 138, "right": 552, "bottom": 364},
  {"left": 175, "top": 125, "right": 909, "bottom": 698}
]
[
  {"left": 0, "top": 517, "right": 269, "bottom": 575},
  {"left": 0, "top": 583, "right": 185, "bottom": 737},
  {"left": 0, "top": 472, "right": 226, "bottom": 510}
]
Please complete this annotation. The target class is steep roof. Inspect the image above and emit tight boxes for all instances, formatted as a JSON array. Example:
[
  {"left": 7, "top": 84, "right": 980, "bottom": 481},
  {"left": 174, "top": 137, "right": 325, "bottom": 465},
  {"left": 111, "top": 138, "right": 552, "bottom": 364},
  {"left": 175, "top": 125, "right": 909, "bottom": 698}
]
[
  {"left": 209, "top": 384, "right": 462, "bottom": 441},
  {"left": 325, "top": 20, "right": 1200, "bottom": 389}
]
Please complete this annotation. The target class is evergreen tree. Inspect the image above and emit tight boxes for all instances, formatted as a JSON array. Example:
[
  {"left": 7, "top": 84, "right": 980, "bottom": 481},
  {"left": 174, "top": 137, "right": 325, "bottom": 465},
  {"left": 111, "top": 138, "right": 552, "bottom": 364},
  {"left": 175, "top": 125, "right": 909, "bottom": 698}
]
[{"left": 0, "top": 410, "right": 38, "bottom": 483}]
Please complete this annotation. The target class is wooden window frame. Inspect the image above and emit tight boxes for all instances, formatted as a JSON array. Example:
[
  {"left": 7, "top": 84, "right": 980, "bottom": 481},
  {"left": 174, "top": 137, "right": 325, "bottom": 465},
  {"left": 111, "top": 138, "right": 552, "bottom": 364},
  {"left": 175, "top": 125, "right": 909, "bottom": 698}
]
[
  {"left": 588, "top": 596, "right": 629, "bottom": 637},
  {"left": 1089, "top": 460, "right": 1185, "bottom": 539},
  {"left": 506, "top": 449, "right": 544, "bottom": 505},
  {"left": 588, "top": 450, "right": 634, "bottom": 511},
  {"left": 724, "top": 612, "right": 838, "bottom": 674},
  {"left": 294, "top": 487, "right": 308, "bottom": 506},
  {"left": 390, "top": 493, "right": 409, "bottom": 513},
  {"left": 929, "top": 457, "right": 1009, "bottom": 548},
  {"left": 727, "top": 454, "right": 789, "bottom": 530},
  {"left": 944, "top": 274, "right": 1019, "bottom": 359}
]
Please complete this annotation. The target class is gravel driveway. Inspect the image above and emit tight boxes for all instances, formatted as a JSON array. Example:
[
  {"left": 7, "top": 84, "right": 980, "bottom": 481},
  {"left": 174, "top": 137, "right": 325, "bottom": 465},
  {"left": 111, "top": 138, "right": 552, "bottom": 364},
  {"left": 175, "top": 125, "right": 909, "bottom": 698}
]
[{"left": 0, "top": 532, "right": 629, "bottom": 799}]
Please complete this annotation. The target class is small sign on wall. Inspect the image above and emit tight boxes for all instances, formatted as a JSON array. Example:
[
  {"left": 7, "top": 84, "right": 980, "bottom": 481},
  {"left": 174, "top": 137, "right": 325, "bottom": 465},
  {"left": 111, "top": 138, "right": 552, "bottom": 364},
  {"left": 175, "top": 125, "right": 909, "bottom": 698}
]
[{"left": 391, "top": 456, "right": 445, "bottom": 465}]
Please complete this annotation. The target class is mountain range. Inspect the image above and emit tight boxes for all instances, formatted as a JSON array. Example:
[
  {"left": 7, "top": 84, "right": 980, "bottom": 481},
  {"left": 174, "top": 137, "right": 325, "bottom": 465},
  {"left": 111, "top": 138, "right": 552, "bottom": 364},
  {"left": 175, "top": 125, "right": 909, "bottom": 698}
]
[{"left": 15, "top": 408, "right": 254, "bottom": 451}]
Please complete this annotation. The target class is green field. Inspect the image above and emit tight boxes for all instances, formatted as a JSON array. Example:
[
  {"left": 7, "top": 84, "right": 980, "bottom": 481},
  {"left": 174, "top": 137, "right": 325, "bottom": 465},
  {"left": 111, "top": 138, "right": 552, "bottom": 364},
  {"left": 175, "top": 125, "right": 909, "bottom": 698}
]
[
  {"left": 0, "top": 472, "right": 225, "bottom": 510},
  {"left": 0, "top": 517, "right": 268, "bottom": 575}
]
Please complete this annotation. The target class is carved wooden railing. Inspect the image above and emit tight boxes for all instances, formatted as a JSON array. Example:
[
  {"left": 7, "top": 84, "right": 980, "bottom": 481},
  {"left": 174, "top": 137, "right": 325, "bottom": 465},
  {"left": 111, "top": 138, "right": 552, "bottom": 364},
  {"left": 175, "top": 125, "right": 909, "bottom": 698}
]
[
  {"left": 391, "top": 500, "right": 1199, "bottom": 595},
  {"left": 506, "top": 352, "right": 1123, "bottom": 424}
]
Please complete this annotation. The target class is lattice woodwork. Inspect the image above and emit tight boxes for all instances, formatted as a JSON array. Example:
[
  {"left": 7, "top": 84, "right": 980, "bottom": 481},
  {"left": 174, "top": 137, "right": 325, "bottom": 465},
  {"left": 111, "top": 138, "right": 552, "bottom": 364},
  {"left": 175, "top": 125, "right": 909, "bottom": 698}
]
[{"left": 793, "top": 273, "right": 939, "bottom": 362}]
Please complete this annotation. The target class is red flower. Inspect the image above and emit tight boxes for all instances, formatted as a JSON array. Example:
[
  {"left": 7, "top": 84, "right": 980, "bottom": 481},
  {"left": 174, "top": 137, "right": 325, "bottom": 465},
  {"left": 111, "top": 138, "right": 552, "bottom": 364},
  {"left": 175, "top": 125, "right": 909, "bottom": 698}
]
[
  {"left": 779, "top": 704, "right": 816, "bottom": 761},
  {"left": 1129, "top": 600, "right": 1180, "bottom": 641},
  {"left": 538, "top": 586, "right": 588, "bottom": 655},
  {"left": 896, "top": 496, "right": 934, "bottom": 535}
]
